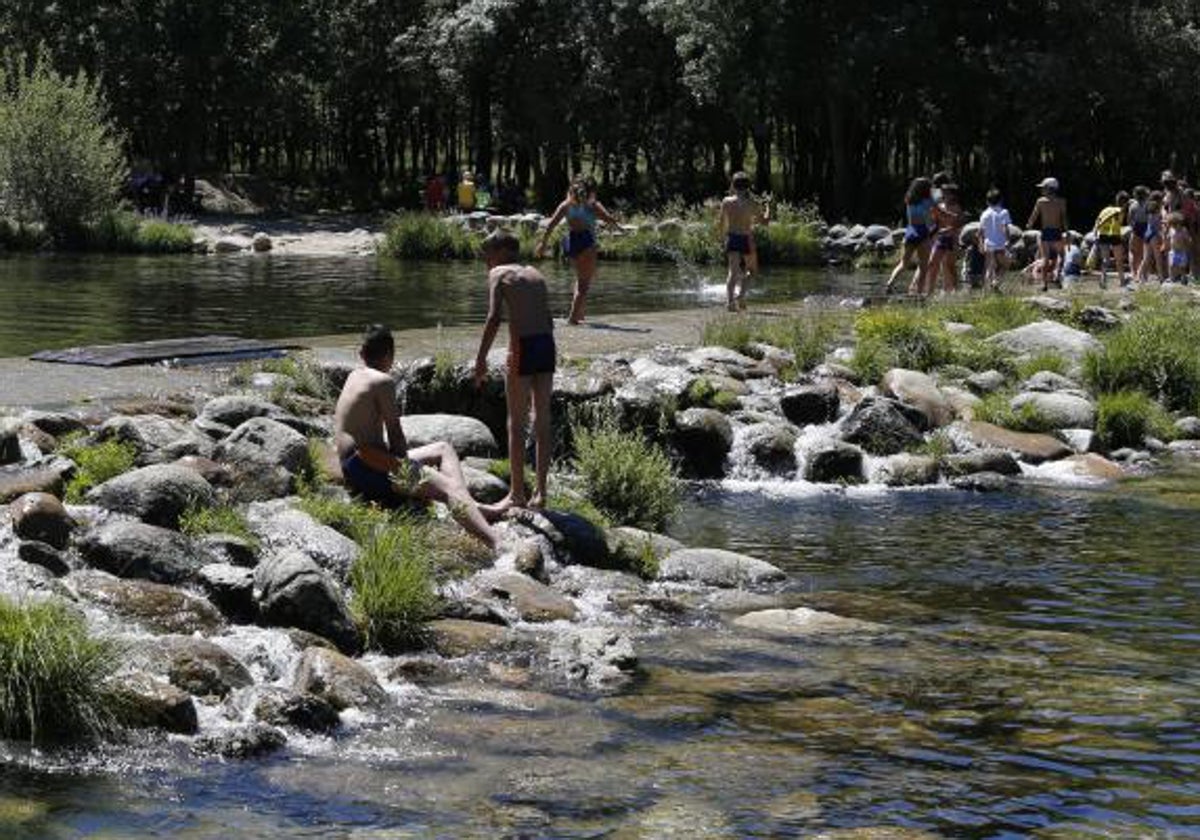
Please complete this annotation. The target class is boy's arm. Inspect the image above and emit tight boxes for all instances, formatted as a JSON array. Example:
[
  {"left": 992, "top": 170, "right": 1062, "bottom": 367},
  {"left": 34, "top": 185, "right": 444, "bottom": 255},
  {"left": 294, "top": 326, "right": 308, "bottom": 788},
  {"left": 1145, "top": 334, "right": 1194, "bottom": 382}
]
[
  {"left": 475, "top": 275, "right": 504, "bottom": 387},
  {"left": 377, "top": 379, "right": 407, "bottom": 460},
  {"left": 593, "top": 201, "right": 622, "bottom": 230},
  {"left": 1026, "top": 201, "right": 1040, "bottom": 230},
  {"left": 536, "top": 203, "right": 568, "bottom": 256}
]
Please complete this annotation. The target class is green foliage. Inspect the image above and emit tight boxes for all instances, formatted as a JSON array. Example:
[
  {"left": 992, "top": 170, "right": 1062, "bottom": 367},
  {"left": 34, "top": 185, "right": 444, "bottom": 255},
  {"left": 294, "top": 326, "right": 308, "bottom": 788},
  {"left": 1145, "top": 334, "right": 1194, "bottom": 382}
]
[
  {"left": 487, "top": 458, "right": 534, "bottom": 493},
  {"left": 0, "top": 596, "right": 121, "bottom": 743},
  {"left": 547, "top": 489, "right": 611, "bottom": 531},
  {"left": 703, "top": 312, "right": 843, "bottom": 377},
  {"left": 909, "top": 430, "right": 955, "bottom": 460},
  {"left": 57, "top": 434, "right": 137, "bottom": 502},
  {"left": 933, "top": 296, "right": 1040, "bottom": 338},
  {"left": 179, "top": 503, "right": 256, "bottom": 544},
  {"left": 972, "top": 391, "right": 1056, "bottom": 433},
  {"left": 1016, "top": 351, "right": 1070, "bottom": 380},
  {"left": 260, "top": 354, "right": 329, "bottom": 401},
  {"left": 84, "top": 211, "right": 195, "bottom": 254},
  {"left": 297, "top": 492, "right": 397, "bottom": 544},
  {"left": 855, "top": 308, "right": 953, "bottom": 374},
  {"left": 0, "top": 55, "right": 126, "bottom": 244},
  {"left": 1084, "top": 308, "right": 1200, "bottom": 411},
  {"left": 683, "top": 377, "right": 742, "bottom": 412},
  {"left": 571, "top": 418, "right": 678, "bottom": 531},
  {"left": 349, "top": 517, "right": 440, "bottom": 652},
  {"left": 381, "top": 213, "right": 480, "bottom": 259},
  {"left": 752, "top": 223, "right": 822, "bottom": 266},
  {"left": 1095, "top": 392, "right": 1174, "bottom": 450}
]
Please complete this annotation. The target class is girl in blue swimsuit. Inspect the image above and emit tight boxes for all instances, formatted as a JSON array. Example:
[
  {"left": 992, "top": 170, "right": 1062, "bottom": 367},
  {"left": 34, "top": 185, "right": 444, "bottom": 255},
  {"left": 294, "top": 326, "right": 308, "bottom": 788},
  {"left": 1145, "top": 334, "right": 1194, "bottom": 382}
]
[
  {"left": 537, "top": 177, "right": 623, "bottom": 324},
  {"left": 886, "top": 177, "right": 935, "bottom": 294}
]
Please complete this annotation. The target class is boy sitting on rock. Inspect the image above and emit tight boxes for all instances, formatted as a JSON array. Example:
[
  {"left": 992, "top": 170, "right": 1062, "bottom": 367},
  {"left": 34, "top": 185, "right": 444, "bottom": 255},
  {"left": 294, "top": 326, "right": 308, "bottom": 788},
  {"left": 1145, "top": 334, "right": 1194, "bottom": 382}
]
[{"left": 333, "top": 324, "right": 500, "bottom": 549}]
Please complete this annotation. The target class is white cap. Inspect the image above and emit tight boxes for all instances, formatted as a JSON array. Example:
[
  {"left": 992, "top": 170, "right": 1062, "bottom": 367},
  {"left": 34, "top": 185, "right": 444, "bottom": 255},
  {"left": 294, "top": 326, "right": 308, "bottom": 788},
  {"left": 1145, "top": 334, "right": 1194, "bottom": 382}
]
[{"left": 1037, "top": 177, "right": 1059, "bottom": 191}]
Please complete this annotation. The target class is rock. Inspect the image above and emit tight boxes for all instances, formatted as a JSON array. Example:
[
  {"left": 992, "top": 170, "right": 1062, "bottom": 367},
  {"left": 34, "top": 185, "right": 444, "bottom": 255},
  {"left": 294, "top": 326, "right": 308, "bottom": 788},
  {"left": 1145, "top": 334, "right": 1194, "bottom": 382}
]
[
  {"left": 1010, "top": 392, "right": 1095, "bottom": 430},
  {"left": 462, "top": 464, "right": 508, "bottom": 504},
  {"left": 987, "top": 320, "right": 1101, "bottom": 363},
  {"left": 197, "top": 563, "right": 257, "bottom": 623},
  {"left": 293, "top": 647, "right": 387, "bottom": 711},
  {"left": 197, "top": 533, "right": 258, "bottom": 568},
  {"left": 155, "top": 636, "right": 253, "bottom": 699},
  {"left": 944, "top": 321, "right": 975, "bottom": 336},
  {"left": 193, "top": 723, "right": 286, "bottom": 759},
  {"left": 472, "top": 571, "right": 578, "bottom": 622},
  {"left": 0, "top": 465, "right": 67, "bottom": 503},
  {"left": 685, "top": 345, "right": 759, "bottom": 374},
  {"left": 629, "top": 357, "right": 699, "bottom": 401},
  {"left": 97, "top": 414, "right": 208, "bottom": 464},
  {"left": 0, "top": 420, "right": 21, "bottom": 465},
  {"left": 22, "top": 411, "right": 88, "bottom": 438},
  {"left": 251, "top": 688, "right": 340, "bottom": 733},
  {"left": 840, "top": 397, "right": 923, "bottom": 455},
  {"left": 658, "top": 547, "right": 785, "bottom": 588},
  {"left": 247, "top": 503, "right": 359, "bottom": 580},
  {"left": 213, "top": 235, "right": 252, "bottom": 253},
  {"left": 959, "top": 421, "right": 1073, "bottom": 464},
  {"left": 78, "top": 520, "right": 202, "bottom": 584},
  {"left": 743, "top": 423, "right": 798, "bottom": 475},
  {"left": 779, "top": 383, "right": 840, "bottom": 426},
  {"left": 965, "top": 370, "right": 1006, "bottom": 395},
  {"left": 400, "top": 414, "right": 497, "bottom": 457},
  {"left": 672, "top": 409, "right": 733, "bottom": 478},
  {"left": 1021, "top": 370, "right": 1079, "bottom": 393},
  {"left": 875, "top": 454, "right": 939, "bottom": 487},
  {"left": 251, "top": 232, "right": 273, "bottom": 252},
  {"left": 172, "top": 455, "right": 234, "bottom": 487},
  {"left": 533, "top": 509, "right": 611, "bottom": 570},
  {"left": 253, "top": 549, "right": 360, "bottom": 654},
  {"left": 804, "top": 441, "right": 865, "bottom": 484},
  {"left": 1060, "top": 454, "right": 1125, "bottom": 481},
  {"left": 86, "top": 464, "right": 215, "bottom": 528},
  {"left": 549, "top": 628, "right": 638, "bottom": 687},
  {"left": 112, "top": 673, "right": 198, "bottom": 734},
  {"left": 940, "top": 450, "right": 1022, "bottom": 478},
  {"left": 864, "top": 224, "right": 893, "bottom": 242},
  {"left": 215, "top": 417, "right": 310, "bottom": 475},
  {"left": 194, "top": 395, "right": 289, "bottom": 438},
  {"left": 1078, "top": 305, "right": 1121, "bottom": 329},
  {"left": 880, "top": 369, "right": 953, "bottom": 428},
  {"left": 64, "top": 569, "right": 224, "bottom": 634},
  {"left": 607, "top": 527, "right": 684, "bottom": 575},
  {"left": 733, "top": 607, "right": 884, "bottom": 637},
  {"left": 9, "top": 492, "right": 74, "bottom": 549},
  {"left": 1175, "top": 417, "right": 1200, "bottom": 440},
  {"left": 17, "top": 540, "right": 71, "bottom": 576},
  {"left": 941, "top": 386, "right": 981, "bottom": 421},
  {"left": 428, "top": 619, "right": 519, "bottom": 657},
  {"left": 1024, "top": 294, "right": 1071, "bottom": 313},
  {"left": 951, "top": 472, "right": 1014, "bottom": 493},
  {"left": 1056, "top": 428, "right": 1097, "bottom": 454}
]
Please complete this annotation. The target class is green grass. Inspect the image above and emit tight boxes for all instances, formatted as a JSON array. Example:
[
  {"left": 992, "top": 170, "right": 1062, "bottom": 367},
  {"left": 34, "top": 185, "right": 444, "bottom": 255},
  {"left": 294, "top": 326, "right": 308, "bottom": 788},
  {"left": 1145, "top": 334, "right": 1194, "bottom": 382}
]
[
  {"left": 179, "top": 503, "right": 257, "bottom": 544},
  {"left": 57, "top": 434, "right": 138, "bottom": 502},
  {"left": 1084, "top": 308, "right": 1200, "bottom": 411},
  {"left": 349, "top": 517, "right": 441, "bottom": 653},
  {"left": 972, "top": 391, "right": 1057, "bottom": 433},
  {"left": 1095, "top": 392, "right": 1174, "bottom": 450},
  {"left": 0, "top": 597, "right": 121, "bottom": 743},
  {"left": 259, "top": 354, "right": 329, "bottom": 402},
  {"left": 86, "top": 211, "right": 194, "bottom": 254},
  {"left": 381, "top": 213, "right": 481, "bottom": 259},
  {"left": 571, "top": 418, "right": 678, "bottom": 531},
  {"left": 683, "top": 377, "right": 740, "bottom": 412},
  {"left": 933, "top": 295, "right": 1040, "bottom": 337},
  {"left": 702, "top": 311, "right": 845, "bottom": 377},
  {"left": 487, "top": 458, "right": 535, "bottom": 492},
  {"left": 909, "top": 430, "right": 955, "bottom": 460},
  {"left": 1016, "top": 350, "right": 1070, "bottom": 380},
  {"left": 297, "top": 492, "right": 398, "bottom": 543}
]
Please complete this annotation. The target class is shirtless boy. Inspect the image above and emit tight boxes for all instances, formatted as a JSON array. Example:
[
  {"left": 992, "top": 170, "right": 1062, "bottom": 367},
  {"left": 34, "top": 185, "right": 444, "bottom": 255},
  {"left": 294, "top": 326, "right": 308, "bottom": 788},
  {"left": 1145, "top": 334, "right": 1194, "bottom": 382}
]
[
  {"left": 719, "top": 172, "right": 770, "bottom": 312},
  {"left": 1027, "top": 177, "right": 1069, "bottom": 291},
  {"left": 334, "top": 325, "right": 499, "bottom": 549},
  {"left": 474, "top": 230, "right": 555, "bottom": 510}
]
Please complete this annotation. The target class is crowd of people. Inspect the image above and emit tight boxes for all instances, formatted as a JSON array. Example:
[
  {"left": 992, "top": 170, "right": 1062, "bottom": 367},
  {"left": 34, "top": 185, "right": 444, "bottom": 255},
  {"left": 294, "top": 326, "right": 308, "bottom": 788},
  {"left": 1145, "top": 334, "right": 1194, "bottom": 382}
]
[{"left": 887, "top": 170, "right": 1200, "bottom": 296}]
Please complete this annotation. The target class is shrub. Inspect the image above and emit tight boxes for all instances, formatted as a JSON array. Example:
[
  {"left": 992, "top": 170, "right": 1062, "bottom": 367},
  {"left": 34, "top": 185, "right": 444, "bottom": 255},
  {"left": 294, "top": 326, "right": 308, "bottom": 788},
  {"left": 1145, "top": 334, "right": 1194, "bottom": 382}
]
[
  {"left": 0, "top": 597, "right": 121, "bottom": 743},
  {"left": 1095, "top": 392, "right": 1174, "bottom": 450},
  {"left": 0, "top": 56, "right": 127, "bottom": 244},
  {"left": 57, "top": 435, "right": 138, "bottom": 502},
  {"left": 381, "top": 213, "right": 479, "bottom": 259},
  {"left": 571, "top": 419, "right": 678, "bottom": 531},
  {"left": 179, "top": 503, "right": 256, "bottom": 544},
  {"left": 349, "top": 518, "right": 440, "bottom": 652},
  {"left": 749, "top": 223, "right": 822, "bottom": 266},
  {"left": 134, "top": 218, "right": 195, "bottom": 253},
  {"left": 0, "top": 217, "right": 46, "bottom": 250},
  {"left": 1083, "top": 308, "right": 1200, "bottom": 411}
]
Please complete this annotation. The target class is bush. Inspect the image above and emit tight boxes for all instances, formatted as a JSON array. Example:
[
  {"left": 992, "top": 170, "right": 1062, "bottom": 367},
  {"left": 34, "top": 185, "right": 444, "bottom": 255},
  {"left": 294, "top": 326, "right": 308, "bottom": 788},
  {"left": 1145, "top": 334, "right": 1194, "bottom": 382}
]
[
  {"left": 571, "top": 419, "right": 678, "bottom": 531},
  {"left": 0, "top": 597, "right": 120, "bottom": 743},
  {"left": 179, "top": 503, "right": 256, "bottom": 544},
  {"left": 381, "top": 213, "right": 480, "bottom": 259},
  {"left": 349, "top": 518, "right": 440, "bottom": 652},
  {"left": 1084, "top": 308, "right": 1200, "bottom": 411},
  {"left": 0, "top": 56, "right": 127, "bottom": 245},
  {"left": 134, "top": 218, "right": 195, "bottom": 253},
  {"left": 1095, "top": 392, "right": 1174, "bottom": 450},
  {"left": 57, "top": 435, "right": 138, "bottom": 502}
]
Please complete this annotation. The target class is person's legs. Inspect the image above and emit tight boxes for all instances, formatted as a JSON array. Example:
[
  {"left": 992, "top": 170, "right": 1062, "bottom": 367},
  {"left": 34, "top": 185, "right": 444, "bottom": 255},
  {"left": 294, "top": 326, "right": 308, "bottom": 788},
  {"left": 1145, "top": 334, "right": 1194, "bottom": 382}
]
[
  {"left": 1098, "top": 244, "right": 1109, "bottom": 287},
  {"left": 943, "top": 252, "right": 958, "bottom": 292},
  {"left": 887, "top": 244, "right": 913, "bottom": 292},
  {"left": 726, "top": 251, "right": 744, "bottom": 311},
  {"left": 411, "top": 468, "right": 497, "bottom": 549},
  {"left": 569, "top": 249, "right": 597, "bottom": 324},
  {"left": 500, "top": 370, "right": 532, "bottom": 507},
  {"left": 528, "top": 372, "right": 553, "bottom": 507}
]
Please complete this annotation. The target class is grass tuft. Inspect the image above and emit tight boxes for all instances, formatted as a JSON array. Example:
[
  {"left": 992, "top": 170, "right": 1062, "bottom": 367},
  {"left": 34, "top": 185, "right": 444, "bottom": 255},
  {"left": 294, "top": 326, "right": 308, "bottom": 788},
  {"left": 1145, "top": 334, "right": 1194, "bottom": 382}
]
[
  {"left": 179, "top": 503, "right": 257, "bottom": 544},
  {"left": 57, "top": 434, "right": 138, "bottom": 502},
  {"left": 571, "top": 416, "right": 678, "bottom": 531},
  {"left": 1083, "top": 308, "right": 1200, "bottom": 411},
  {"left": 349, "top": 517, "right": 441, "bottom": 653},
  {"left": 1095, "top": 392, "right": 1174, "bottom": 450}
]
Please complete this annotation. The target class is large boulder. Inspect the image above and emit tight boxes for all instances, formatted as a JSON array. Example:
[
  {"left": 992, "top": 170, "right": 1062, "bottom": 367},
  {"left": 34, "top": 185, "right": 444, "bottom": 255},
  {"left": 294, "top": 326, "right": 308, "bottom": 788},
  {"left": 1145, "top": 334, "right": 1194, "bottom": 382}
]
[
  {"left": 112, "top": 673, "right": 198, "bottom": 734},
  {"left": 742, "top": 423, "right": 798, "bottom": 476},
  {"left": 880, "top": 369, "right": 954, "bottom": 429},
  {"left": 215, "top": 417, "right": 310, "bottom": 474},
  {"left": 840, "top": 397, "right": 923, "bottom": 455},
  {"left": 97, "top": 415, "right": 210, "bottom": 465},
  {"left": 1010, "top": 392, "right": 1096, "bottom": 430},
  {"left": 9, "top": 492, "right": 74, "bottom": 549},
  {"left": 804, "top": 441, "right": 866, "bottom": 484},
  {"left": 64, "top": 569, "right": 224, "bottom": 634},
  {"left": 672, "top": 408, "right": 733, "bottom": 478},
  {"left": 779, "top": 383, "right": 840, "bottom": 426},
  {"left": 253, "top": 549, "right": 360, "bottom": 654},
  {"left": 197, "top": 563, "right": 257, "bottom": 623},
  {"left": 958, "top": 421, "right": 1072, "bottom": 464},
  {"left": 987, "top": 320, "right": 1101, "bottom": 363},
  {"left": 400, "top": 414, "right": 497, "bottom": 457},
  {"left": 548, "top": 628, "right": 638, "bottom": 688},
  {"left": 468, "top": 570, "right": 578, "bottom": 622},
  {"left": 194, "top": 395, "right": 291, "bottom": 438},
  {"left": 247, "top": 503, "right": 359, "bottom": 581},
  {"left": 875, "top": 454, "right": 939, "bottom": 487},
  {"left": 657, "top": 548, "right": 785, "bottom": 588},
  {"left": 293, "top": 647, "right": 387, "bottom": 711},
  {"left": 77, "top": 520, "right": 203, "bottom": 584},
  {"left": 144, "top": 636, "right": 254, "bottom": 699},
  {"left": 86, "top": 464, "right": 215, "bottom": 528}
]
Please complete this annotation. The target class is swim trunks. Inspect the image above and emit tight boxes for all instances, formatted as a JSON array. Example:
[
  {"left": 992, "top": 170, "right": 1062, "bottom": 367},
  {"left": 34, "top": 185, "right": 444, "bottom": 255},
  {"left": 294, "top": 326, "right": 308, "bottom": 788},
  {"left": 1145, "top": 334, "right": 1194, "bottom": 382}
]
[
  {"left": 1098, "top": 234, "right": 1123, "bottom": 247},
  {"left": 1132, "top": 222, "right": 1149, "bottom": 240},
  {"left": 934, "top": 233, "right": 957, "bottom": 252},
  {"left": 341, "top": 452, "right": 428, "bottom": 509},
  {"left": 1041, "top": 228, "right": 1063, "bottom": 243},
  {"left": 563, "top": 229, "right": 596, "bottom": 258},
  {"left": 725, "top": 232, "right": 752, "bottom": 254},
  {"left": 904, "top": 224, "right": 931, "bottom": 245},
  {"left": 509, "top": 332, "right": 556, "bottom": 376},
  {"left": 1171, "top": 250, "right": 1190, "bottom": 269}
]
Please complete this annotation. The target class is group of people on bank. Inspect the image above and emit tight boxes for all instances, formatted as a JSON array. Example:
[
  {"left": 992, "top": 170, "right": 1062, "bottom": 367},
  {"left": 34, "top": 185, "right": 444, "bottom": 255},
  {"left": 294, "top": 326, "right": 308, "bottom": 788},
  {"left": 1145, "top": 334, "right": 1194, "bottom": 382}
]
[{"left": 888, "top": 170, "right": 1200, "bottom": 295}]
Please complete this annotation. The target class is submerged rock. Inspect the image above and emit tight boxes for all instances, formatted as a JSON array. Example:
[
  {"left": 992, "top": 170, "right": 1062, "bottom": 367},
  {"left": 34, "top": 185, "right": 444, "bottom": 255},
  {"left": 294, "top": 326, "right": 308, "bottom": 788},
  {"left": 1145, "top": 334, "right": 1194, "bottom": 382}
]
[
  {"left": 78, "top": 520, "right": 203, "bottom": 584},
  {"left": 65, "top": 569, "right": 224, "bottom": 634},
  {"left": 657, "top": 548, "right": 785, "bottom": 588},
  {"left": 733, "top": 607, "right": 885, "bottom": 637},
  {"left": 470, "top": 570, "right": 579, "bottom": 622},
  {"left": 112, "top": 673, "right": 199, "bottom": 734},
  {"left": 193, "top": 723, "right": 286, "bottom": 759},
  {"left": 875, "top": 454, "right": 940, "bottom": 487},
  {"left": 293, "top": 647, "right": 387, "bottom": 711},
  {"left": 428, "top": 618, "right": 520, "bottom": 657},
  {"left": 9, "top": 492, "right": 74, "bottom": 549},
  {"left": 86, "top": 464, "right": 215, "bottom": 528},
  {"left": 549, "top": 628, "right": 638, "bottom": 687},
  {"left": 951, "top": 472, "right": 1014, "bottom": 493},
  {"left": 253, "top": 549, "right": 360, "bottom": 654}
]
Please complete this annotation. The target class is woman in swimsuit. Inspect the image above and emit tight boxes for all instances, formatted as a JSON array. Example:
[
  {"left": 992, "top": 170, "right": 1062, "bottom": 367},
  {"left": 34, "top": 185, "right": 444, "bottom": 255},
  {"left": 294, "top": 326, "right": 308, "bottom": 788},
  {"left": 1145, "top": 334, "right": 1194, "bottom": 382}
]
[
  {"left": 886, "top": 177, "right": 935, "bottom": 294},
  {"left": 1138, "top": 192, "right": 1166, "bottom": 282},
  {"left": 925, "top": 184, "right": 966, "bottom": 295},
  {"left": 1128, "top": 186, "right": 1150, "bottom": 280},
  {"left": 536, "top": 176, "right": 622, "bottom": 325}
]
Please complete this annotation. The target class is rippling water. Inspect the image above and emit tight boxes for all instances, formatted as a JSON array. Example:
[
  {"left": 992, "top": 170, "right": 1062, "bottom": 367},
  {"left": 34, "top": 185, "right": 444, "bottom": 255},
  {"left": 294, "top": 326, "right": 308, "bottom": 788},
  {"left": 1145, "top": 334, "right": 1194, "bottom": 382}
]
[{"left": 3, "top": 476, "right": 1200, "bottom": 838}]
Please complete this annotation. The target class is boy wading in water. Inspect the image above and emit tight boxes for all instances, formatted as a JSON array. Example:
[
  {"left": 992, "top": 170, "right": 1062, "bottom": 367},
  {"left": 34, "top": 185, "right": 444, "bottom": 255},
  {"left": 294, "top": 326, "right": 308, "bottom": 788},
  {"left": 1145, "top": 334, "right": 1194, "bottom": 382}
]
[
  {"left": 719, "top": 171, "right": 770, "bottom": 312},
  {"left": 1027, "top": 177, "right": 1068, "bottom": 290},
  {"left": 475, "top": 230, "right": 555, "bottom": 511},
  {"left": 334, "top": 325, "right": 500, "bottom": 550}
]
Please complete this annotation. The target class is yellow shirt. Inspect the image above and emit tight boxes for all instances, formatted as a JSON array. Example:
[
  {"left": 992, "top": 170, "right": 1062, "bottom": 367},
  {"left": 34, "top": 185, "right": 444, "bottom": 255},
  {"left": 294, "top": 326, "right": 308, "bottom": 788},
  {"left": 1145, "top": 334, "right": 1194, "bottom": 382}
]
[
  {"left": 1096, "top": 206, "right": 1123, "bottom": 237},
  {"left": 457, "top": 181, "right": 476, "bottom": 210}
]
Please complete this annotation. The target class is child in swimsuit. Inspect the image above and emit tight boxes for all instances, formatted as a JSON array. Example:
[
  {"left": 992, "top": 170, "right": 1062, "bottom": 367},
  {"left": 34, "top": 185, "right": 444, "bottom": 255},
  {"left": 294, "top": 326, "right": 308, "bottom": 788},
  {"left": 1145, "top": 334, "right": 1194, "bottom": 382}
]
[
  {"left": 1027, "top": 177, "right": 1068, "bottom": 290},
  {"left": 1092, "top": 192, "right": 1128, "bottom": 289},
  {"left": 1168, "top": 212, "right": 1193, "bottom": 282},
  {"left": 1138, "top": 193, "right": 1166, "bottom": 282},
  {"left": 926, "top": 184, "right": 965, "bottom": 294},
  {"left": 886, "top": 176, "right": 934, "bottom": 294},
  {"left": 536, "top": 176, "right": 622, "bottom": 324},
  {"left": 1128, "top": 186, "right": 1150, "bottom": 281},
  {"left": 718, "top": 171, "right": 770, "bottom": 311}
]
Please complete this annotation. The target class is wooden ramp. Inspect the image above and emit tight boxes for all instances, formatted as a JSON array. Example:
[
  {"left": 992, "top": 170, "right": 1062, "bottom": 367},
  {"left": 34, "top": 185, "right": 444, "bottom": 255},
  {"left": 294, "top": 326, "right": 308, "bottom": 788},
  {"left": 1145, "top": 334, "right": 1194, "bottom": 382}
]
[{"left": 30, "top": 335, "right": 304, "bottom": 367}]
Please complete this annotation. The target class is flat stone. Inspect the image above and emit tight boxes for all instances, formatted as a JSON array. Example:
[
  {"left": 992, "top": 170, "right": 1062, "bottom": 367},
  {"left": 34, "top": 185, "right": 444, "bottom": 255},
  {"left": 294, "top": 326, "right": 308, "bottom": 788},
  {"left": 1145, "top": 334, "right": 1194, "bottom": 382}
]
[
  {"left": 113, "top": 673, "right": 198, "bottom": 734},
  {"left": 960, "top": 421, "right": 1072, "bottom": 464},
  {"left": 881, "top": 369, "right": 954, "bottom": 428},
  {"left": 1011, "top": 392, "right": 1095, "bottom": 430},
  {"left": 658, "top": 547, "right": 785, "bottom": 588},
  {"left": 941, "top": 449, "right": 1022, "bottom": 477},
  {"left": 733, "top": 607, "right": 884, "bottom": 637},
  {"left": 548, "top": 628, "right": 638, "bottom": 688},
  {"left": 473, "top": 571, "right": 578, "bottom": 622},
  {"left": 428, "top": 619, "right": 519, "bottom": 657},
  {"left": 875, "top": 454, "right": 939, "bottom": 487},
  {"left": 64, "top": 570, "right": 223, "bottom": 634}
]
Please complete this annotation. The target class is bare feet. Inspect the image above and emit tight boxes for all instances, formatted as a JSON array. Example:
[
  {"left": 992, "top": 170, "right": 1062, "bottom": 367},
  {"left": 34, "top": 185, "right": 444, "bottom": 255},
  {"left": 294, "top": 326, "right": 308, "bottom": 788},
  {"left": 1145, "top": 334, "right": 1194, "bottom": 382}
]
[
  {"left": 479, "top": 495, "right": 523, "bottom": 522},
  {"left": 527, "top": 493, "right": 545, "bottom": 510}
]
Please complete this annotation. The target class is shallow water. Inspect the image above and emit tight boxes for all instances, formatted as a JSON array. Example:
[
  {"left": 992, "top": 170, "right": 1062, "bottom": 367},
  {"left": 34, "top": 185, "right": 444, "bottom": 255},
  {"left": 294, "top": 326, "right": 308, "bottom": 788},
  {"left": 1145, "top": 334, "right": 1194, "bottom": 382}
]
[
  {"left": 0, "top": 254, "right": 874, "bottom": 357},
  {"left": 4, "top": 476, "right": 1200, "bottom": 838}
]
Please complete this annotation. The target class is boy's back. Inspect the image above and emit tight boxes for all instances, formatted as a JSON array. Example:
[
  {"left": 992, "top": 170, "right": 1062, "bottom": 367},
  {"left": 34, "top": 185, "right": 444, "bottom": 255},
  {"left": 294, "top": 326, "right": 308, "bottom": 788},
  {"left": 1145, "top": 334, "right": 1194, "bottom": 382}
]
[{"left": 333, "top": 367, "right": 395, "bottom": 459}]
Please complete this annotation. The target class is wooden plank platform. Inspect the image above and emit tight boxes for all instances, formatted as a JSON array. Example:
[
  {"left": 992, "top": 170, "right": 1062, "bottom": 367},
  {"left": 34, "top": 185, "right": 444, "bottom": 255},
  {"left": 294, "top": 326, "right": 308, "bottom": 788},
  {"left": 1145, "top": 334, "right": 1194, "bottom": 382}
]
[{"left": 30, "top": 335, "right": 304, "bottom": 367}]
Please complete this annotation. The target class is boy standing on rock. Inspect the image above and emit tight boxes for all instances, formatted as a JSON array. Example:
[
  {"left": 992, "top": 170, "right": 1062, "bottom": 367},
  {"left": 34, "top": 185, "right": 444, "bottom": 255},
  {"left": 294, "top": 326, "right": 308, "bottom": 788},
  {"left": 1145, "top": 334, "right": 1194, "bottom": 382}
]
[
  {"left": 334, "top": 324, "right": 499, "bottom": 549},
  {"left": 474, "top": 230, "right": 555, "bottom": 511}
]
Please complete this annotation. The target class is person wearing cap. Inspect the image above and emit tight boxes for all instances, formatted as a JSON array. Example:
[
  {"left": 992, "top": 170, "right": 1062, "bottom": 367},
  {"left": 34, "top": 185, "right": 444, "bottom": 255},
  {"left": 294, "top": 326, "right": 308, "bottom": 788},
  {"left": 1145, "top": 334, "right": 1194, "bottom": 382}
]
[{"left": 1026, "top": 177, "right": 1068, "bottom": 290}]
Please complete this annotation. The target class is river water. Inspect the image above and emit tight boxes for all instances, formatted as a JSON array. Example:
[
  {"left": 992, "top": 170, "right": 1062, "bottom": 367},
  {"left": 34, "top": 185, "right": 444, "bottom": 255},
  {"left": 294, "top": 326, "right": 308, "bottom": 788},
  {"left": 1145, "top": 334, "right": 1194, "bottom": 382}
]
[{"left": 2, "top": 254, "right": 1200, "bottom": 837}]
